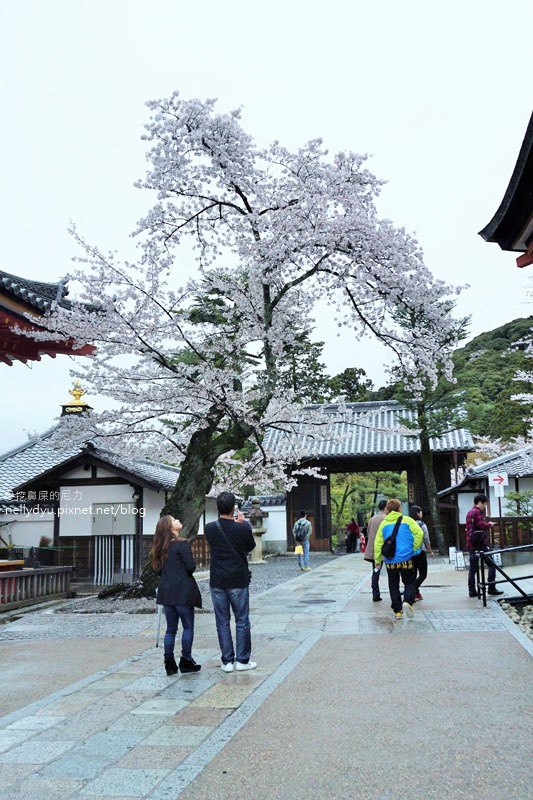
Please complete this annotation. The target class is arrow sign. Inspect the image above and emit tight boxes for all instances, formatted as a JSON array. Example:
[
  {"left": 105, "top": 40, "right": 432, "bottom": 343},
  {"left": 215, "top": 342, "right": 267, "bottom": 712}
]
[{"left": 488, "top": 471, "right": 508, "bottom": 487}]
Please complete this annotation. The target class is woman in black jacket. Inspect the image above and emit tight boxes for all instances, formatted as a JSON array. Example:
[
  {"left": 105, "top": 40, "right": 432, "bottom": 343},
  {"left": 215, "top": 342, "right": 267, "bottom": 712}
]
[{"left": 151, "top": 515, "right": 202, "bottom": 675}]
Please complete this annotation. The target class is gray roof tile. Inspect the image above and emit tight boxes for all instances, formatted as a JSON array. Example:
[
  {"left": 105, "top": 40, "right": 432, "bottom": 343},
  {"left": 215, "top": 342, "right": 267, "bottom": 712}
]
[
  {"left": 264, "top": 401, "right": 474, "bottom": 459},
  {"left": 0, "top": 427, "right": 179, "bottom": 500}
]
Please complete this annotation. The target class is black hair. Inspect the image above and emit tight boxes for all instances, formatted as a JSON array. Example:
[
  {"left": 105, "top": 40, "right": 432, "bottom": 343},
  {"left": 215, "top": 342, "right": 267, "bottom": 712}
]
[
  {"left": 217, "top": 491, "right": 236, "bottom": 515},
  {"left": 474, "top": 494, "right": 488, "bottom": 505},
  {"left": 299, "top": 509, "right": 306, "bottom": 518},
  {"left": 410, "top": 505, "right": 422, "bottom": 518},
  {"left": 378, "top": 499, "right": 387, "bottom": 511}
]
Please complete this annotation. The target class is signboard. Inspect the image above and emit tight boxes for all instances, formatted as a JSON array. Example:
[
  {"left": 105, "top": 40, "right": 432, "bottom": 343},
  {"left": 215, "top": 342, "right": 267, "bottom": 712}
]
[
  {"left": 491, "top": 552, "right": 502, "bottom": 567},
  {"left": 320, "top": 485, "right": 327, "bottom": 506},
  {"left": 488, "top": 472, "right": 508, "bottom": 488},
  {"left": 455, "top": 551, "right": 466, "bottom": 570},
  {"left": 493, "top": 483, "right": 505, "bottom": 498},
  {"left": 448, "top": 546, "right": 456, "bottom": 563}
]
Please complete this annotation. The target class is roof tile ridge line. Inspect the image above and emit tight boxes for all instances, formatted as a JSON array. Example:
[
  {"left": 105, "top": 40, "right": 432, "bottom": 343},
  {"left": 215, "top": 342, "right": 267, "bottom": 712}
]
[
  {"left": 0, "top": 424, "right": 61, "bottom": 463},
  {"left": 0, "top": 268, "right": 65, "bottom": 289},
  {"left": 471, "top": 446, "right": 532, "bottom": 472},
  {"left": 92, "top": 445, "right": 180, "bottom": 472}
]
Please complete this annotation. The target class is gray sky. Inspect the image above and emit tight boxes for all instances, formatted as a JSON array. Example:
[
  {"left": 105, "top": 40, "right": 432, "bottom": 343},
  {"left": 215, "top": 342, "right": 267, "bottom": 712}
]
[{"left": 1, "top": 0, "right": 532, "bottom": 451}]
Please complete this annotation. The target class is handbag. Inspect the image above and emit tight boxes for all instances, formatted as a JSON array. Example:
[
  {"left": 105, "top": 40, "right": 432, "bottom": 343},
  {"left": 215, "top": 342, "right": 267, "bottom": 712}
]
[
  {"left": 294, "top": 544, "right": 304, "bottom": 555},
  {"left": 215, "top": 520, "right": 252, "bottom": 583},
  {"left": 381, "top": 516, "right": 403, "bottom": 559}
]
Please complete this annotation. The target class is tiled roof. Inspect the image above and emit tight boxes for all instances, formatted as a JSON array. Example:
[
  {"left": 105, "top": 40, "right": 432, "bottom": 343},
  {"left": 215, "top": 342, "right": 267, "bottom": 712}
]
[
  {"left": 0, "top": 426, "right": 179, "bottom": 501},
  {"left": 264, "top": 401, "right": 474, "bottom": 460},
  {"left": 242, "top": 494, "right": 286, "bottom": 510},
  {"left": 0, "top": 270, "right": 72, "bottom": 312},
  {"left": 467, "top": 447, "right": 533, "bottom": 478}
]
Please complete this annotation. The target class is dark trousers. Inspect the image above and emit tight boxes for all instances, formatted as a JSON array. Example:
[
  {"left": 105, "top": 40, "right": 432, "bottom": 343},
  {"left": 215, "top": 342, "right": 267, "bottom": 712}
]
[
  {"left": 163, "top": 604, "right": 195, "bottom": 660},
  {"left": 468, "top": 548, "right": 496, "bottom": 593},
  {"left": 369, "top": 560, "right": 382, "bottom": 599},
  {"left": 414, "top": 551, "right": 428, "bottom": 591},
  {"left": 386, "top": 562, "right": 416, "bottom": 612}
]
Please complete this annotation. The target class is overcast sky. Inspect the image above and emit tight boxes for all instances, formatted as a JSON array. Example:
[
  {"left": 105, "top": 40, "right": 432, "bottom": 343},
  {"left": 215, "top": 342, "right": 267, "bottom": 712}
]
[{"left": 1, "top": 0, "right": 532, "bottom": 451}]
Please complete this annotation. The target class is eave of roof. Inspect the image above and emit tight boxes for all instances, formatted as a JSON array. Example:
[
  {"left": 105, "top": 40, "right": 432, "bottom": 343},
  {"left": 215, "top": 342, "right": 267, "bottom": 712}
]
[
  {"left": 0, "top": 269, "right": 71, "bottom": 313},
  {"left": 478, "top": 111, "right": 533, "bottom": 252}
]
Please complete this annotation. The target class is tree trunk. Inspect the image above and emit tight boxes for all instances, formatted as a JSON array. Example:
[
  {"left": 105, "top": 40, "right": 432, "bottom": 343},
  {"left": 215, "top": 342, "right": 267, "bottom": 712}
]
[
  {"left": 162, "top": 417, "right": 254, "bottom": 537},
  {"left": 417, "top": 403, "right": 446, "bottom": 555}
]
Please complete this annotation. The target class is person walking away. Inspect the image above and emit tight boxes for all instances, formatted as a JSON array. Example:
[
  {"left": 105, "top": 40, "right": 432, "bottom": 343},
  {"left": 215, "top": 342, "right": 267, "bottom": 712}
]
[
  {"left": 409, "top": 505, "right": 434, "bottom": 601},
  {"left": 293, "top": 510, "right": 312, "bottom": 571},
  {"left": 151, "top": 515, "right": 202, "bottom": 676},
  {"left": 364, "top": 500, "right": 387, "bottom": 601},
  {"left": 466, "top": 494, "right": 503, "bottom": 598},
  {"left": 345, "top": 518, "right": 360, "bottom": 553},
  {"left": 374, "top": 499, "right": 423, "bottom": 620},
  {"left": 205, "top": 491, "right": 257, "bottom": 672}
]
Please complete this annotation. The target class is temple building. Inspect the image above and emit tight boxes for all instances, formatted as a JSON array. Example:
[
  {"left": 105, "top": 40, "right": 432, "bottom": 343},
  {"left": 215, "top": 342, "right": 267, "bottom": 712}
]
[
  {"left": 0, "top": 269, "right": 93, "bottom": 365},
  {"left": 479, "top": 111, "right": 533, "bottom": 268}
]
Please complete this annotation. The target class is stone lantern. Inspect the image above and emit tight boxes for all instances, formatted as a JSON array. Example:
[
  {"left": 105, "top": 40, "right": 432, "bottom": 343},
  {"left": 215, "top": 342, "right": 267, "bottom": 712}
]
[{"left": 246, "top": 498, "right": 269, "bottom": 564}]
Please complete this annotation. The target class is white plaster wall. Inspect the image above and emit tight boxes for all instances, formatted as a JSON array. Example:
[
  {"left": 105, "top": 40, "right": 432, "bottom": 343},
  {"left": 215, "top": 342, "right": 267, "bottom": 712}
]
[
  {"left": 59, "top": 484, "right": 135, "bottom": 537},
  {"left": 0, "top": 511, "right": 54, "bottom": 547},
  {"left": 259, "top": 506, "right": 287, "bottom": 554},
  {"left": 62, "top": 467, "right": 91, "bottom": 479},
  {"left": 141, "top": 489, "right": 167, "bottom": 535},
  {"left": 458, "top": 493, "right": 476, "bottom": 524}
]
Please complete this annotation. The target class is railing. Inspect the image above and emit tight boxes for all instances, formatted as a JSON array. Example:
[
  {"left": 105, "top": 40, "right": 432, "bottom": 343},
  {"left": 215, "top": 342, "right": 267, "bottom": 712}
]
[
  {"left": 0, "top": 566, "right": 73, "bottom": 611},
  {"left": 488, "top": 517, "right": 533, "bottom": 549},
  {"left": 477, "top": 544, "right": 533, "bottom": 607}
]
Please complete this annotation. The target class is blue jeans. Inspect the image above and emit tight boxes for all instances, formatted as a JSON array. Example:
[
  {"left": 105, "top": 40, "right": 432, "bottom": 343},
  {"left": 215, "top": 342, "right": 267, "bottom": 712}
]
[
  {"left": 298, "top": 537, "right": 310, "bottom": 569},
  {"left": 210, "top": 587, "right": 251, "bottom": 665},
  {"left": 163, "top": 605, "right": 194, "bottom": 660}
]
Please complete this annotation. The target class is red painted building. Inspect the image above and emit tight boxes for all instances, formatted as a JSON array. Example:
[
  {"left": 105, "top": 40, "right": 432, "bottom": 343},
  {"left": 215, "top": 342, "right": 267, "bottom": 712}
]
[{"left": 0, "top": 270, "right": 94, "bottom": 365}]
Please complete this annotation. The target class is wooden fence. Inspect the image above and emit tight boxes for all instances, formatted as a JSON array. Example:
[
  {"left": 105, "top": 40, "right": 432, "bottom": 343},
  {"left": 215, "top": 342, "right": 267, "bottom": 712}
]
[{"left": 0, "top": 566, "right": 73, "bottom": 612}]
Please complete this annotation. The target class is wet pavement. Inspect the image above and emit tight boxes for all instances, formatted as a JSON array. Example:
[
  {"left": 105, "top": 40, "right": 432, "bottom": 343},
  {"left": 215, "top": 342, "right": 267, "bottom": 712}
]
[{"left": 0, "top": 555, "right": 532, "bottom": 799}]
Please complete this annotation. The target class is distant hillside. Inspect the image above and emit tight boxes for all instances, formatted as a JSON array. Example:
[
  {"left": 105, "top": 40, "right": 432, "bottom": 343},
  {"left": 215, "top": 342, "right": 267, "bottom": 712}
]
[
  {"left": 370, "top": 317, "right": 533, "bottom": 441},
  {"left": 451, "top": 316, "right": 533, "bottom": 439}
]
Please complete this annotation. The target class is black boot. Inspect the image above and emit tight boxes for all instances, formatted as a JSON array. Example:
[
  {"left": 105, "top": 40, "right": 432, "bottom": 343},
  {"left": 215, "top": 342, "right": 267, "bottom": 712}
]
[
  {"left": 164, "top": 656, "right": 178, "bottom": 676},
  {"left": 179, "top": 656, "right": 201, "bottom": 674}
]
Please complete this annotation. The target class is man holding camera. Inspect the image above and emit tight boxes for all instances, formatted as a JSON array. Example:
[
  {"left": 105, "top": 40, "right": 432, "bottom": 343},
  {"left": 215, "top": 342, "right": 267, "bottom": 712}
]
[{"left": 205, "top": 491, "right": 257, "bottom": 672}]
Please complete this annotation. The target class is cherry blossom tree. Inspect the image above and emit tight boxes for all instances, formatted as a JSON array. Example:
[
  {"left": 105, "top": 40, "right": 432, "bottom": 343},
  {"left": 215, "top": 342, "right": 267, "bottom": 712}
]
[{"left": 39, "top": 93, "right": 464, "bottom": 536}]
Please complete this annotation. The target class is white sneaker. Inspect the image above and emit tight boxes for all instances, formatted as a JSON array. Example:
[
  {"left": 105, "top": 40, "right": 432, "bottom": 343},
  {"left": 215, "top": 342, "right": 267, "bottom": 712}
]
[
  {"left": 220, "top": 662, "right": 234, "bottom": 673},
  {"left": 235, "top": 661, "right": 257, "bottom": 671}
]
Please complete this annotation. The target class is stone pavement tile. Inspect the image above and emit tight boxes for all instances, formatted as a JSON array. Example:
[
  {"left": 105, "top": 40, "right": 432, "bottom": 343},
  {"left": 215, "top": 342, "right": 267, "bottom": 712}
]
[
  {"left": 0, "top": 762, "right": 38, "bottom": 787},
  {"left": 189, "top": 679, "right": 262, "bottom": 709},
  {"left": 38, "top": 750, "right": 115, "bottom": 779},
  {"left": 116, "top": 744, "right": 192, "bottom": 769},
  {"left": 34, "top": 695, "right": 97, "bottom": 716},
  {"left": 107, "top": 714, "right": 170, "bottom": 733},
  {"left": 159, "top": 676, "right": 217, "bottom": 700},
  {"left": 0, "top": 728, "right": 35, "bottom": 753},
  {"left": 79, "top": 767, "right": 170, "bottom": 797},
  {"left": 6, "top": 714, "right": 64, "bottom": 731},
  {"left": 170, "top": 706, "right": 231, "bottom": 727},
  {"left": 0, "top": 739, "right": 75, "bottom": 764},
  {"left": 142, "top": 725, "right": 212, "bottom": 747},
  {"left": 121, "top": 675, "right": 174, "bottom": 692},
  {"left": 71, "top": 730, "right": 147, "bottom": 757},
  {"left": 131, "top": 697, "right": 190, "bottom": 716},
  {"left": 0, "top": 776, "right": 83, "bottom": 800},
  {"left": 107, "top": 690, "right": 161, "bottom": 705}
]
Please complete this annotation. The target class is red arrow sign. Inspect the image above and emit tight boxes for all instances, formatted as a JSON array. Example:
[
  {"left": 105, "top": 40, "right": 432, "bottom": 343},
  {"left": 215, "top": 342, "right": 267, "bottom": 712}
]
[{"left": 493, "top": 475, "right": 505, "bottom": 484}]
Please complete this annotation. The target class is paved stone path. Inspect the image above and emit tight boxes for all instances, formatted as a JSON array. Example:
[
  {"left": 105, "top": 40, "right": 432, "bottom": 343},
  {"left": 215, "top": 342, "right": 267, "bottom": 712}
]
[{"left": 0, "top": 557, "right": 532, "bottom": 799}]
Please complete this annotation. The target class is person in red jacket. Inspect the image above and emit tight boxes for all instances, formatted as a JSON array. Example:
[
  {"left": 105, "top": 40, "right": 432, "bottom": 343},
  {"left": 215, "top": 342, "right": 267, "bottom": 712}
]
[{"left": 465, "top": 494, "right": 503, "bottom": 598}]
